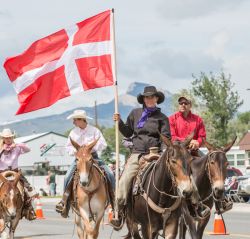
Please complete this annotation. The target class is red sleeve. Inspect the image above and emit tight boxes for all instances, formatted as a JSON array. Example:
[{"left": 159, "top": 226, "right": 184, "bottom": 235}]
[
  {"left": 169, "top": 114, "right": 184, "bottom": 142},
  {"left": 196, "top": 117, "right": 206, "bottom": 146}
]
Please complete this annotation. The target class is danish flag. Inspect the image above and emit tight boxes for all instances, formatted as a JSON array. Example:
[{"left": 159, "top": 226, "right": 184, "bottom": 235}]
[{"left": 4, "top": 10, "right": 115, "bottom": 115}]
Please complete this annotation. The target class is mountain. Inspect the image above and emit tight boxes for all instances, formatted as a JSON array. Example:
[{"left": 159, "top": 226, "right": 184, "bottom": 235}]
[{"left": 0, "top": 82, "right": 173, "bottom": 136}]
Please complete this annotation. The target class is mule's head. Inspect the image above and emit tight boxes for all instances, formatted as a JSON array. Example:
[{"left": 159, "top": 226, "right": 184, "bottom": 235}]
[
  {"left": 203, "top": 137, "right": 236, "bottom": 199},
  {"left": 70, "top": 137, "right": 99, "bottom": 187},
  {"left": 161, "top": 133, "right": 194, "bottom": 198},
  {"left": 0, "top": 173, "right": 21, "bottom": 219}
]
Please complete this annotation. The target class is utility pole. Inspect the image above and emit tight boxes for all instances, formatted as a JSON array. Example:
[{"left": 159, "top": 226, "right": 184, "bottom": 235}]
[{"left": 94, "top": 100, "right": 98, "bottom": 127}]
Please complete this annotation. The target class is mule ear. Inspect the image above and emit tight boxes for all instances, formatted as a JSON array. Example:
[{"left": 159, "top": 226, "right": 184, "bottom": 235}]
[
  {"left": 183, "top": 131, "right": 195, "bottom": 147},
  {"left": 70, "top": 137, "right": 80, "bottom": 151},
  {"left": 0, "top": 173, "right": 7, "bottom": 183},
  {"left": 13, "top": 172, "right": 21, "bottom": 186},
  {"left": 160, "top": 134, "right": 173, "bottom": 148},
  {"left": 203, "top": 138, "right": 215, "bottom": 152},
  {"left": 223, "top": 136, "right": 237, "bottom": 153},
  {"left": 87, "top": 137, "right": 100, "bottom": 151}
]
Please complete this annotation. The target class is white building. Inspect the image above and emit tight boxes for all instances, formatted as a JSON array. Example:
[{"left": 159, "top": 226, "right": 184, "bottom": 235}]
[
  {"left": 16, "top": 131, "right": 74, "bottom": 172},
  {"left": 200, "top": 146, "right": 247, "bottom": 172}
]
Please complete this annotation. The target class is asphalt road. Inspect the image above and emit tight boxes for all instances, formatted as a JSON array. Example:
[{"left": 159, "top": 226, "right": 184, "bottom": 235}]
[{"left": 10, "top": 199, "right": 250, "bottom": 239}]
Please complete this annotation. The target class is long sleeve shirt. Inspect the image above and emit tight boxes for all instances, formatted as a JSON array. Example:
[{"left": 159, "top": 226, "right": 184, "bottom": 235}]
[
  {"left": 66, "top": 124, "right": 107, "bottom": 156},
  {"left": 118, "top": 108, "right": 171, "bottom": 153},
  {"left": 0, "top": 143, "right": 30, "bottom": 171},
  {"left": 169, "top": 111, "right": 206, "bottom": 146}
]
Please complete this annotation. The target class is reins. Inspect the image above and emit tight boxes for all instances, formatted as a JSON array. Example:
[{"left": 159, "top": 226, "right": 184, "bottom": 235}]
[
  {"left": 0, "top": 179, "right": 23, "bottom": 234},
  {"left": 75, "top": 158, "right": 105, "bottom": 222},
  {"left": 141, "top": 150, "right": 182, "bottom": 222},
  {"left": 205, "top": 150, "right": 226, "bottom": 202}
]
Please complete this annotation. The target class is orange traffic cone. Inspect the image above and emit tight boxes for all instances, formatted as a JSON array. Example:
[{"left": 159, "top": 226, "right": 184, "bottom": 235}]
[
  {"left": 35, "top": 197, "right": 45, "bottom": 219},
  {"left": 209, "top": 213, "right": 229, "bottom": 235},
  {"left": 108, "top": 205, "right": 113, "bottom": 223}
]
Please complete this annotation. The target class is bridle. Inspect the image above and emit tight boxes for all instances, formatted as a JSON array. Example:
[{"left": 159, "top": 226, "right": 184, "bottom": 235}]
[
  {"left": 205, "top": 150, "right": 227, "bottom": 202},
  {"left": 75, "top": 156, "right": 103, "bottom": 222},
  {"left": 0, "top": 181, "right": 23, "bottom": 233},
  {"left": 77, "top": 156, "right": 95, "bottom": 188}
]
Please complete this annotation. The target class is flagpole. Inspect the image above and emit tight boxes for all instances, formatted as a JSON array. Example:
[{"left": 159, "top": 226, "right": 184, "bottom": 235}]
[{"left": 111, "top": 8, "right": 120, "bottom": 220}]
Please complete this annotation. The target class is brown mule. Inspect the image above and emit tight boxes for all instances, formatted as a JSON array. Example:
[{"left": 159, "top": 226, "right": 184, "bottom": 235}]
[
  {"left": 179, "top": 137, "right": 236, "bottom": 239},
  {"left": 0, "top": 171, "right": 24, "bottom": 239},
  {"left": 70, "top": 138, "right": 110, "bottom": 239},
  {"left": 125, "top": 134, "right": 195, "bottom": 239}
]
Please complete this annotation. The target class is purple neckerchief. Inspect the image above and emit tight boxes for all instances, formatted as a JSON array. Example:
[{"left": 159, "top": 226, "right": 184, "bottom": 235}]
[{"left": 137, "top": 107, "right": 157, "bottom": 129}]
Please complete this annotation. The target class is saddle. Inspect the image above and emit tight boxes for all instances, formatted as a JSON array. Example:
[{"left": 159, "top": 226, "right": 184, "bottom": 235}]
[{"left": 133, "top": 147, "right": 160, "bottom": 195}]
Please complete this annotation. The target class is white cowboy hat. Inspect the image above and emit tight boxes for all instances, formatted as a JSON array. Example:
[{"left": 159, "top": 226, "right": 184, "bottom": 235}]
[
  {"left": 0, "top": 128, "right": 15, "bottom": 138},
  {"left": 67, "top": 110, "right": 93, "bottom": 120}
]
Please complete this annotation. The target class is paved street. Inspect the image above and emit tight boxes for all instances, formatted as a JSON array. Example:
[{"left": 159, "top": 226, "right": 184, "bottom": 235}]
[{"left": 11, "top": 199, "right": 250, "bottom": 239}]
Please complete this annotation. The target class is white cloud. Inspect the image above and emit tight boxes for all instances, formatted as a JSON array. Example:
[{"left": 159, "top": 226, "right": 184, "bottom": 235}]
[
  {"left": 158, "top": 0, "right": 248, "bottom": 21},
  {"left": 206, "top": 31, "right": 230, "bottom": 59},
  {"left": 0, "top": 0, "right": 250, "bottom": 123}
]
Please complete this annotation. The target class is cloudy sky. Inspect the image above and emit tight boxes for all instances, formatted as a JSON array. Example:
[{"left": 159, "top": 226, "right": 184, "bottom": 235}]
[{"left": 0, "top": 0, "right": 250, "bottom": 124}]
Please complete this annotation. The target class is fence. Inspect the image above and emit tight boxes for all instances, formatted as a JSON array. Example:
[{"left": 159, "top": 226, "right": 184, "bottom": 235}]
[{"left": 26, "top": 175, "right": 65, "bottom": 196}]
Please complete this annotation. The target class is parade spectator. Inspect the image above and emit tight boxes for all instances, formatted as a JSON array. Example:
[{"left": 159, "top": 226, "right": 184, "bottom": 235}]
[
  {"left": 47, "top": 170, "right": 56, "bottom": 196},
  {"left": 225, "top": 176, "right": 238, "bottom": 193}
]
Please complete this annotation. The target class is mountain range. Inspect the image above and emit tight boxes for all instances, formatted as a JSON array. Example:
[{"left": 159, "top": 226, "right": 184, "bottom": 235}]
[{"left": 0, "top": 82, "right": 173, "bottom": 136}]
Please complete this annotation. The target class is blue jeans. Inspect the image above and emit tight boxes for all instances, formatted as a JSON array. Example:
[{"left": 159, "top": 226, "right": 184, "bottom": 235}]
[
  {"left": 64, "top": 159, "right": 115, "bottom": 191},
  {"left": 50, "top": 183, "right": 56, "bottom": 196}
]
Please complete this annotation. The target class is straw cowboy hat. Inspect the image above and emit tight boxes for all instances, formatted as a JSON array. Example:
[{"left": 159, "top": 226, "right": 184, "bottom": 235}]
[
  {"left": 67, "top": 110, "right": 93, "bottom": 120},
  {"left": 137, "top": 86, "right": 165, "bottom": 104},
  {"left": 0, "top": 128, "right": 15, "bottom": 138}
]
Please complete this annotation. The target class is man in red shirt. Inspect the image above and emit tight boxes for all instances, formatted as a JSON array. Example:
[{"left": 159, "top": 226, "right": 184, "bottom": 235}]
[
  {"left": 169, "top": 96, "right": 206, "bottom": 154},
  {"left": 169, "top": 96, "right": 232, "bottom": 215}
]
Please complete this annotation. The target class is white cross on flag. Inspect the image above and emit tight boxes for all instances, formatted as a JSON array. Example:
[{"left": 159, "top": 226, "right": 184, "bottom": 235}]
[{"left": 4, "top": 10, "right": 115, "bottom": 115}]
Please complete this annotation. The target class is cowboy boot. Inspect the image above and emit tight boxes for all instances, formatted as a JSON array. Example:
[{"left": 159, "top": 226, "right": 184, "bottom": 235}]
[
  {"left": 109, "top": 203, "right": 125, "bottom": 231},
  {"left": 55, "top": 179, "right": 73, "bottom": 218},
  {"left": 55, "top": 192, "right": 71, "bottom": 218},
  {"left": 22, "top": 198, "right": 36, "bottom": 221}
]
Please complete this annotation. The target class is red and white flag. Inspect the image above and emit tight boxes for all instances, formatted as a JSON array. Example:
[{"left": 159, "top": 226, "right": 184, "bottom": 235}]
[{"left": 4, "top": 10, "right": 115, "bottom": 115}]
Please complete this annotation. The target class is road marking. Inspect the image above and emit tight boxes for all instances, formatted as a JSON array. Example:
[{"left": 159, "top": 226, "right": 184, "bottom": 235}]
[
  {"left": 35, "top": 216, "right": 109, "bottom": 225},
  {"left": 205, "top": 231, "right": 250, "bottom": 238}
]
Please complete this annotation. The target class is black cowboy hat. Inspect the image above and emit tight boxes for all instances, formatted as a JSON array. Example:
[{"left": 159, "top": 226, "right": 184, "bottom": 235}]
[{"left": 137, "top": 86, "right": 165, "bottom": 104}]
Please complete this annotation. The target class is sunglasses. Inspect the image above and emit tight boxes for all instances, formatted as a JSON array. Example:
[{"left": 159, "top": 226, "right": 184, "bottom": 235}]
[{"left": 179, "top": 102, "right": 189, "bottom": 106}]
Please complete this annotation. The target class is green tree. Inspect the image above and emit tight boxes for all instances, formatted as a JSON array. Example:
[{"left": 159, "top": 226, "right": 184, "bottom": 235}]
[
  {"left": 192, "top": 72, "right": 243, "bottom": 146},
  {"left": 228, "top": 111, "right": 250, "bottom": 142},
  {"left": 101, "top": 126, "right": 130, "bottom": 162},
  {"left": 101, "top": 145, "right": 113, "bottom": 163}
]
